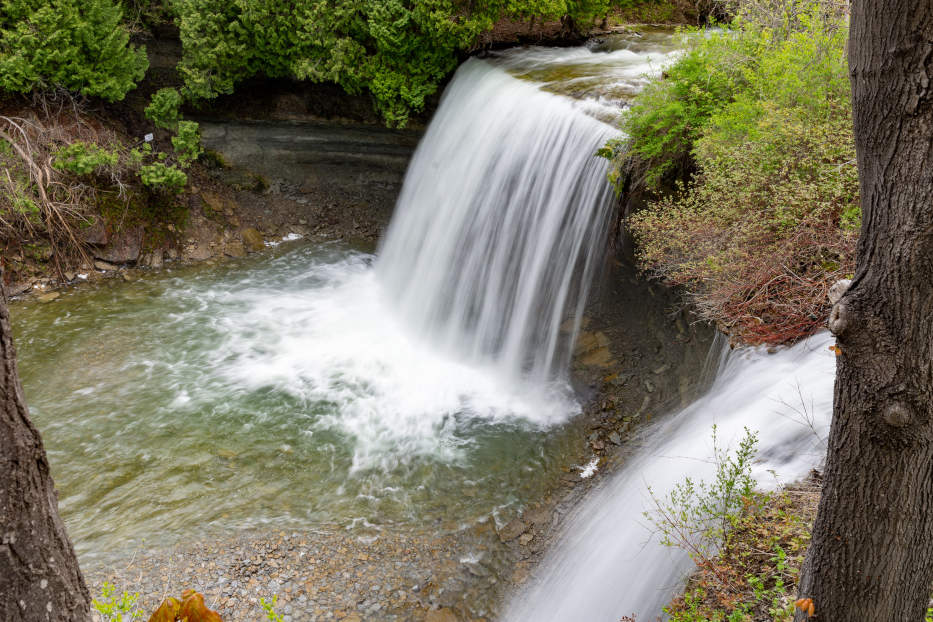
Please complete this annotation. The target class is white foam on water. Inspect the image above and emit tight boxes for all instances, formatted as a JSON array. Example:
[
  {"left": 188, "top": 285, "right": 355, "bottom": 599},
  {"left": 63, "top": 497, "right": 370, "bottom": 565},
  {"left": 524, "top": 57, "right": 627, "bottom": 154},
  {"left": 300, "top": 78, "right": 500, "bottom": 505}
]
[
  {"left": 206, "top": 55, "right": 636, "bottom": 471},
  {"left": 214, "top": 253, "right": 581, "bottom": 472},
  {"left": 503, "top": 333, "right": 836, "bottom": 622}
]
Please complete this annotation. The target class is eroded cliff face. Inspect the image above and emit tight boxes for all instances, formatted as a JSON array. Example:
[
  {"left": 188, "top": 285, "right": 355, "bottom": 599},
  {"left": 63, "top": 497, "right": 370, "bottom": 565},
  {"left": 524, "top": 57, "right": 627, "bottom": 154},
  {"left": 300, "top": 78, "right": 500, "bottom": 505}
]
[{"left": 199, "top": 120, "right": 421, "bottom": 225}]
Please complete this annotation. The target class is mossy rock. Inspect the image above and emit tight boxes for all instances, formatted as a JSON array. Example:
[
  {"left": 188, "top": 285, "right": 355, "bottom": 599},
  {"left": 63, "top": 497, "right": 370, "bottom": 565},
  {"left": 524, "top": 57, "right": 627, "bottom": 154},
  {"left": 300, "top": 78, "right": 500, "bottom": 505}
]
[{"left": 241, "top": 228, "right": 264, "bottom": 252}]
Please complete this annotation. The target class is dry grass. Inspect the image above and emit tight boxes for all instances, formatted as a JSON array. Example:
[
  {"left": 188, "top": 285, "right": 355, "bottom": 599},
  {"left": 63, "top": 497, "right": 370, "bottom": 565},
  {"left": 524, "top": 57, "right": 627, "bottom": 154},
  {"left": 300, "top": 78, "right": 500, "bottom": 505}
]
[{"left": 0, "top": 93, "right": 132, "bottom": 278}]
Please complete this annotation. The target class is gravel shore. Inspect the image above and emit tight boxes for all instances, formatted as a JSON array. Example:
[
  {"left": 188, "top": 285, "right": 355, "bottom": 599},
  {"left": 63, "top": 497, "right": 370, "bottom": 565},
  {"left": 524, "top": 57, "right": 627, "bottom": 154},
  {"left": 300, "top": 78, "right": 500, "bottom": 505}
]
[{"left": 85, "top": 522, "right": 511, "bottom": 622}]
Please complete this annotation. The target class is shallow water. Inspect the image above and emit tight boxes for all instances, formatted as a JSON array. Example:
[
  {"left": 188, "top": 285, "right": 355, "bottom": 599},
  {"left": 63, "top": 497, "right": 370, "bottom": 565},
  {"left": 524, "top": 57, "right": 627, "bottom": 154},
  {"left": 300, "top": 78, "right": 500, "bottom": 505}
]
[
  {"left": 10, "top": 30, "right": 685, "bottom": 566},
  {"left": 13, "top": 243, "right": 594, "bottom": 561},
  {"left": 495, "top": 27, "right": 685, "bottom": 122}
]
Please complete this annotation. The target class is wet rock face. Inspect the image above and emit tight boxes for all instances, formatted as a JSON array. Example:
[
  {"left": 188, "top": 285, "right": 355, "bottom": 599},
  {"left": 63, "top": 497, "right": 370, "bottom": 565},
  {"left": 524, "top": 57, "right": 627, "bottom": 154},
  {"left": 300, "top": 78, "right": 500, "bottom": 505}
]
[
  {"left": 95, "top": 226, "right": 143, "bottom": 264},
  {"left": 240, "top": 227, "right": 265, "bottom": 252},
  {"left": 199, "top": 120, "right": 422, "bottom": 225}
]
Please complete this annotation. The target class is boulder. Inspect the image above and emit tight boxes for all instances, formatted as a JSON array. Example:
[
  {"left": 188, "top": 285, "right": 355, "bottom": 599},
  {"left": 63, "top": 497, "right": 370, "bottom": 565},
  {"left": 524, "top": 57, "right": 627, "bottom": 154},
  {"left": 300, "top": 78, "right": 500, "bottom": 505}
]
[
  {"left": 224, "top": 240, "right": 246, "bottom": 258},
  {"left": 96, "top": 227, "right": 142, "bottom": 264},
  {"left": 148, "top": 249, "right": 164, "bottom": 269},
  {"left": 186, "top": 242, "right": 213, "bottom": 261},
  {"left": 37, "top": 291, "right": 60, "bottom": 303},
  {"left": 200, "top": 190, "right": 237, "bottom": 217},
  {"left": 8, "top": 282, "right": 32, "bottom": 297},
  {"left": 82, "top": 217, "right": 109, "bottom": 246},
  {"left": 241, "top": 228, "right": 264, "bottom": 252},
  {"left": 498, "top": 517, "right": 528, "bottom": 542}
]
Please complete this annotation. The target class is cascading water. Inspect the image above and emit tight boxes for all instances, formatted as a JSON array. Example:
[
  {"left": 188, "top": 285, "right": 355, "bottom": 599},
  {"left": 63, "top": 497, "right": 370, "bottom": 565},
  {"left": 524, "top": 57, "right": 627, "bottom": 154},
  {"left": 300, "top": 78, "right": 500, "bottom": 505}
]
[
  {"left": 503, "top": 333, "right": 836, "bottom": 622},
  {"left": 378, "top": 59, "right": 619, "bottom": 383},
  {"left": 10, "top": 26, "right": 837, "bottom": 619},
  {"left": 13, "top": 35, "right": 688, "bottom": 560}
]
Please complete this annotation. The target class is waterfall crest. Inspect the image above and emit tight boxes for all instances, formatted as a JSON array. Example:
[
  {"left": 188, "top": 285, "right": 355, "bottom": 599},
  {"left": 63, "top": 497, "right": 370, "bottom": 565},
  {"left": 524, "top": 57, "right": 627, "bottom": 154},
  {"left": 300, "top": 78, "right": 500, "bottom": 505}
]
[{"left": 378, "top": 59, "right": 619, "bottom": 382}]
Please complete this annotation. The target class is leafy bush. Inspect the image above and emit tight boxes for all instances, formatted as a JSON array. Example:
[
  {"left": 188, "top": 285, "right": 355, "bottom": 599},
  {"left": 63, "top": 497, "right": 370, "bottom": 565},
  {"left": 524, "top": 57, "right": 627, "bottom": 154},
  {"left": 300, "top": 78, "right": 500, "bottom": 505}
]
[
  {"left": 172, "top": 120, "right": 203, "bottom": 167},
  {"left": 661, "top": 478, "right": 820, "bottom": 622},
  {"left": 645, "top": 426, "right": 758, "bottom": 569},
  {"left": 140, "top": 162, "right": 187, "bottom": 192},
  {"left": 617, "top": 32, "right": 740, "bottom": 189},
  {"left": 145, "top": 88, "right": 184, "bottom": 130},
  {"left": 617, "top": 0, "right": 857, "bottom": 344},
  {"left": 0, "top": 0, "right": 148, "bottom": 100},
  {"left": 173, "top": 0, "right": 621, "bottom": 127},
  {"left": 52, "top": 141, "right": 120, "bottom": 176},
  {"left": 92, "top": 582, "right": 144, "bottom": 621},
  {"left": 119, "top": 0, "right": 176, "bottom": 29},
  {"left": 645, "top": 427, "right": 809, "bottom": 622}
]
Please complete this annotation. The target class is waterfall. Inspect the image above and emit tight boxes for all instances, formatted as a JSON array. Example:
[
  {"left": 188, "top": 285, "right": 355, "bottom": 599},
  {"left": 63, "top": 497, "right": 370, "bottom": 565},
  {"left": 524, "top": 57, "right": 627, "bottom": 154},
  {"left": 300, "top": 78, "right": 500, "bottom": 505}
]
[
  {"left": 503, "top": 333, "right": 836, "bottom": 621},
  {"left": 377, "top": 58, "right": 619, "bottom": 383}
]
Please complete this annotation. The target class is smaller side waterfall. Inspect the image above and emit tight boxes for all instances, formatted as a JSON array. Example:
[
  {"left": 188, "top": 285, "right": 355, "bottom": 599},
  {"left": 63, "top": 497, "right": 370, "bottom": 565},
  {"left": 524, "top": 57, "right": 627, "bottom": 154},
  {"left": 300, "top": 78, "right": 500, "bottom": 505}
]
[
  {"left": 377, "top": 59, "right": 619, "bottom": 383},
  {"left": 503, "top": 333, "right": 836, "bottom": 622}
]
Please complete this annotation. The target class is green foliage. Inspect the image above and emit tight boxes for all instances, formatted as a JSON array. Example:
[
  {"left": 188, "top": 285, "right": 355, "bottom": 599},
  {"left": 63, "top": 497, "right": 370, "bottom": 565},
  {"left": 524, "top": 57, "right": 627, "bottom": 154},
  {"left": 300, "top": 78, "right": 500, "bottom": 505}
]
[
  {"left": 92, "top": 582, "right": 144, "bottom": 622},
  {"left": 140, "top": 162, "right": 187, "bottom": 192},
  {"left": 145, "top": 88, "right": 184, "bottom": 130},
  {"left": 620, "top": 2, "right": 849, "bottom": 189},
  {"left": 620, "top": 26, "right": 755, "bottom": 189},
  {"left": 650, "top": 428, "right": 814, "bottom": 622},
  {"left": 119, "top": 0, "right": 175, "bottom": 29},
  {"left": 646, "top": 425, "right": 758, "bottom": 565},
  {"left": 260, "top": 595, "right": 284, "bottom": 622},
  {"left": 618, "top": 0, "right": 857, "bottom": 344},
  {"left": 50, "top": 133, "right": 193, "bottom": 193},
  {"left": 172, "top": 120, "right": 203, "bottom": 167},
  {"left": 0, "top": 0, "right": 148, "bottom": 100},
  {"left": 52, "top": 141, "right": 120, "bottom": 176},
  {"left": 173, "top": 0, "right": 621, "bottom": 126},
  {"left": 663, "top": 482, "right": 818, "bottom": 622}
]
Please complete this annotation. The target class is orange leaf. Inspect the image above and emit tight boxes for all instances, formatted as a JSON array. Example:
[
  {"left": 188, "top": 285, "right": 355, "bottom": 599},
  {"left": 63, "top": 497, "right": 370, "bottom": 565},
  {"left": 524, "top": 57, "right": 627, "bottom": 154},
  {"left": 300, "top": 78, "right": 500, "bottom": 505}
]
[
  {"left": 178, "top": 591, "right": 223, "bottom": 622},
  {"left": 147, "top": 597, "right": 181, "bottom": 622}
]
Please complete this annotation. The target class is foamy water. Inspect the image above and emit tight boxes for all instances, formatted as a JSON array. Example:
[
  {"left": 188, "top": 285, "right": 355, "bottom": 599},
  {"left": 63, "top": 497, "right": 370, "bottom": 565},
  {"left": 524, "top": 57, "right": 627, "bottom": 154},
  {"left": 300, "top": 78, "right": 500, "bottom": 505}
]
[{"left": 11, "top": 32, "right": 682, "bottom": 558}]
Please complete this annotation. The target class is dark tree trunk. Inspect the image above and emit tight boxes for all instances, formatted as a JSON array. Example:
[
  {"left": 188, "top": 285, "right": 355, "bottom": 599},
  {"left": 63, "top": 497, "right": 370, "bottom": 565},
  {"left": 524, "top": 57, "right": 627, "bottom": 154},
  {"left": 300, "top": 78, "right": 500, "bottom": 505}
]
[
  {"left": 0, "top": 279, "right": 90, "bottom": 621},
  {"left": 795, "top": 2, "right": 933, "bottom": 621}
]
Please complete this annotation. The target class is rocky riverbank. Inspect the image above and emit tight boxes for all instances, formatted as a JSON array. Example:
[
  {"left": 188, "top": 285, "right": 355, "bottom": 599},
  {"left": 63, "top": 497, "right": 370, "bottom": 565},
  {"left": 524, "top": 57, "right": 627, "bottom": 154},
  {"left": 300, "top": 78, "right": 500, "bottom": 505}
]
[
  {"left": 86, "top": 523, "right": 506, "bottom": 622},
  {"left": 7, "top": 151, "right": 394, "bottom": 302}
]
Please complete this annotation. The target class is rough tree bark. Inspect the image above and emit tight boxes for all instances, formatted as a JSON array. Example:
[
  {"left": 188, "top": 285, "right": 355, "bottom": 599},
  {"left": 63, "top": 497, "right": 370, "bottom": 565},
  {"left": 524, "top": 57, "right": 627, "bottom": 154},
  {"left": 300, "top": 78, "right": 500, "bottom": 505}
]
[
  {"left": 0, "top": 278, "right": 90, "bottom": 621},
  {"left": 795, "top": 2, "right": 933, "bottom": 621}
]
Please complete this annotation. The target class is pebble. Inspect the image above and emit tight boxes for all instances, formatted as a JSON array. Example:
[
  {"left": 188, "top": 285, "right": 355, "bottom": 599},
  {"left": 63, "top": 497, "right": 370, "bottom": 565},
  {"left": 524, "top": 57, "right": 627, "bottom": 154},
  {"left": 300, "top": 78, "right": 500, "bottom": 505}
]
[{"left": 85, "top": 525, "right": 505, "bottom": 621}]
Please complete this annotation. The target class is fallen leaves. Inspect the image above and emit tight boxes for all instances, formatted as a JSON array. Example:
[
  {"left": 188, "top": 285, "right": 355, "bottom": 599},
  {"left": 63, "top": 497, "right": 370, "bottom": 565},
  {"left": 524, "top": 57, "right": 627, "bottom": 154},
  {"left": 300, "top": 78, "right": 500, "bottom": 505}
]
[{"left": 148, "top": 590, "right": 222, "bottom": 622}]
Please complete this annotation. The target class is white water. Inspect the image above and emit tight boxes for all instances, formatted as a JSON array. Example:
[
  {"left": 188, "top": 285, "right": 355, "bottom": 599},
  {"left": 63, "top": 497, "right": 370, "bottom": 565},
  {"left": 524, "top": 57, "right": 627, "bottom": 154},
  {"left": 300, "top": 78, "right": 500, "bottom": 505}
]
[
  {"left": 378, "top": 58, "right": 619, "bottom": 384},
  {"left": 219, "top": 55, "right": 629, "bottom": 470},
  {"left": 504, "top": 332, "right": 836, "bottom": 622}
]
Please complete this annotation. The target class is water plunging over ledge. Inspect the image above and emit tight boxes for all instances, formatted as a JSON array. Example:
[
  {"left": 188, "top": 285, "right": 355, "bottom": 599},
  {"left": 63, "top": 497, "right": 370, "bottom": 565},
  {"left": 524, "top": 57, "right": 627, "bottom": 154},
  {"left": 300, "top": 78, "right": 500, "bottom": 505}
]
[
  {"left": 8, "top": 29, "right": 839, "bottom": 622},
  {"left": 11, "top": 32, "right": 686, "bottom": 563},
  {"left": 378, "top": 58, "right": 618, "bottom": 385}
]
